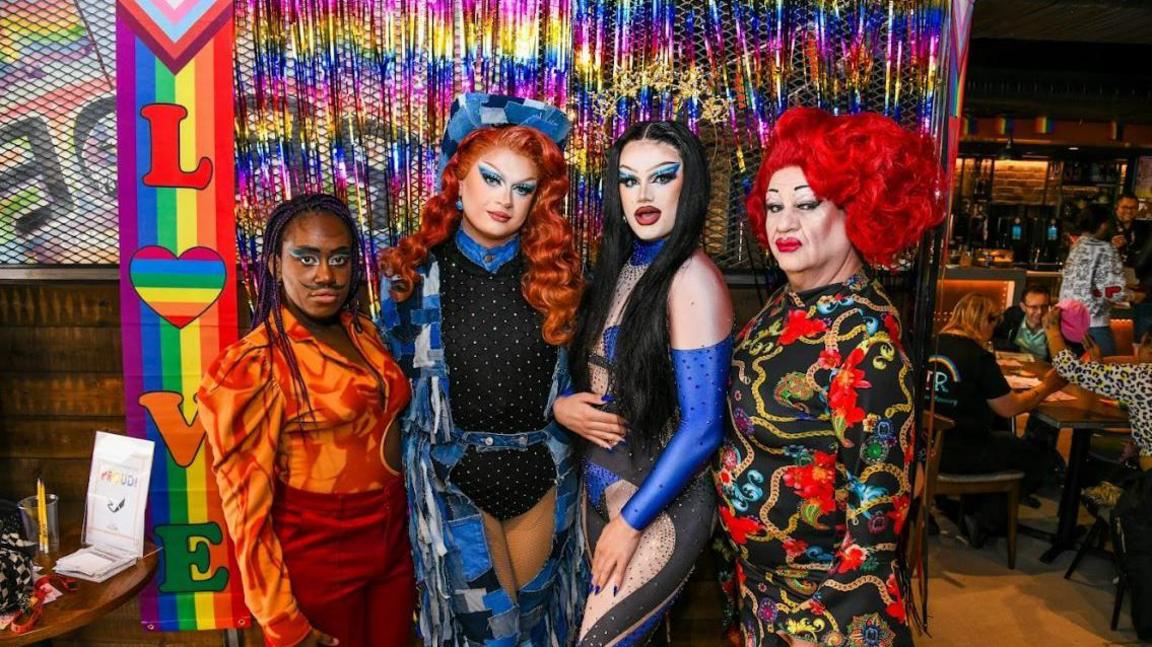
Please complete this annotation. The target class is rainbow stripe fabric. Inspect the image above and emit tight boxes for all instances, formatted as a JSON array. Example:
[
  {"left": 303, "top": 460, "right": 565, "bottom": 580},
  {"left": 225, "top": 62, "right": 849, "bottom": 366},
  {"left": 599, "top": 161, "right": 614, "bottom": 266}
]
[
  {"left": 0, "top": 0, "right": 91, "bottom": 66},
  {"left": 129, "top": 247, "right": 228, "bottom": 328},
  {"left": 117, "top": 0, "right": 249, "bottom": 631}
]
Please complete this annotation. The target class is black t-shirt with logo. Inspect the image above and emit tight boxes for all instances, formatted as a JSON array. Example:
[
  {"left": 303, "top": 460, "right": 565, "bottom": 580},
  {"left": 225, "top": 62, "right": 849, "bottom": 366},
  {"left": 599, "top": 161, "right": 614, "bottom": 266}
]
[{"left": 927, "top": 333, "right": 1012, "bottom": 449}]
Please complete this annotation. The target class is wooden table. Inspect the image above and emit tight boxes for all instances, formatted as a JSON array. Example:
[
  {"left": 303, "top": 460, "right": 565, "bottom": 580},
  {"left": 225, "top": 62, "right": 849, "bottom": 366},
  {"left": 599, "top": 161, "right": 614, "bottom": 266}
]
[
  {"left": 0, "top": 543, "right": 158, "bottom": 646},
  {"left": 1012, "top": 361, "right": 1130, "bottom": 563}
]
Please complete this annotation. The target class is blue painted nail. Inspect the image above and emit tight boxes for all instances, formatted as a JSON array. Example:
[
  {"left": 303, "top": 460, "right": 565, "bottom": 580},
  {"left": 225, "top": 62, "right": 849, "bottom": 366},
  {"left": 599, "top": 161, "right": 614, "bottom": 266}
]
[
  {"left": 613, "top": 586, "right": 619, "bottom": 596},
  {"left": 594, "top": 585, "right": 601, "bottom": 594}
]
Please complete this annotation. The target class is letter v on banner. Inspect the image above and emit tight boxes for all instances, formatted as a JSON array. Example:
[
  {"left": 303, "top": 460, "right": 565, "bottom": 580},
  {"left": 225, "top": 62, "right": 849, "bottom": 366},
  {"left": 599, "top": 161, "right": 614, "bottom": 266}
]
[{"left": 116, "top": 0, "right": 250, "bottom": 631}]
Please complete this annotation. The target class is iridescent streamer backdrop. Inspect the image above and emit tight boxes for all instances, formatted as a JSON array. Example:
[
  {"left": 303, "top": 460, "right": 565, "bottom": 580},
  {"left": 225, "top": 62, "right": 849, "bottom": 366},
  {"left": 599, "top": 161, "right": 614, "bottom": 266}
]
[{"left": 234, "top": 0, "right": 949, "bottom": 313}]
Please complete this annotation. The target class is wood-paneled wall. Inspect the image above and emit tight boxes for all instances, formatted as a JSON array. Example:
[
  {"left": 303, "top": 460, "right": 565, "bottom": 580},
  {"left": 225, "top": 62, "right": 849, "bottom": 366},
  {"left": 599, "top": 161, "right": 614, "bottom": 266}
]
[
  {"left": 0, "top": 280, "right": 261, "bottom": 645},
  {"left": 0, "top": 279, "right": 754, "bottom": 645}
]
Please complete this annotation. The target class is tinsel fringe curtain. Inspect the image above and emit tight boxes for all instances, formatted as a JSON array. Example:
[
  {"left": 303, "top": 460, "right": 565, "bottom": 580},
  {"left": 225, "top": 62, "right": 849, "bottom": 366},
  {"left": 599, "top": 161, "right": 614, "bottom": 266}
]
[{"left": 233, "top": 0, "right": 946, "bottom": 313}]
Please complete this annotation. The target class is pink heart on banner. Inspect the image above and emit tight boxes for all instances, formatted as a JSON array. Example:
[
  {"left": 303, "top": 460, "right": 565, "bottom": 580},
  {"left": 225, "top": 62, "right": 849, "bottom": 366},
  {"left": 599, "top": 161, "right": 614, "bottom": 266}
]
[{"left": 117, "top": 0, "right": 232, "bottom": 72}]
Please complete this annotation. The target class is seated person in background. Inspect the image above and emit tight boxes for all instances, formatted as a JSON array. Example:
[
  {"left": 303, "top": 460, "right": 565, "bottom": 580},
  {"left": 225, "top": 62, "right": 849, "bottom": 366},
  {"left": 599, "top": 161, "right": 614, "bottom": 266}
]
[
  {"left": 1046, "top": 309, "right": 1152, "bottom": 473},
  {"left": 928, "top": 293, "right": 1067, "bottom": 547},
  {"left": 1111, "top": 193, "right": 1143, "bottom": 279},
  {"left": 994, "top": 283, "right": 1053, "bottom": 360}
]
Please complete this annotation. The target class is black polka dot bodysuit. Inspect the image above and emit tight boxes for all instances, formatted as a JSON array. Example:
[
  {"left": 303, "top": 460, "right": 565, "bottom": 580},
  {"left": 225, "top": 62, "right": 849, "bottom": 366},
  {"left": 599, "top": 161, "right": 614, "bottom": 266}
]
[{"left": 437, "top": 237, "right": 558, "bottom": 521}]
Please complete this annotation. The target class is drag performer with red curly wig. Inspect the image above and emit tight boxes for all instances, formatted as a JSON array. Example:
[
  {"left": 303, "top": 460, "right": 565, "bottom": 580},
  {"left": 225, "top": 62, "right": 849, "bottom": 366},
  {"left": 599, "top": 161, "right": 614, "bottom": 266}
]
[
  {"left": 716, "top": 107, "right": 942, "bottom": 647},
  {"left": 376, "top": 94, "right": 586, "bottom": 646}
]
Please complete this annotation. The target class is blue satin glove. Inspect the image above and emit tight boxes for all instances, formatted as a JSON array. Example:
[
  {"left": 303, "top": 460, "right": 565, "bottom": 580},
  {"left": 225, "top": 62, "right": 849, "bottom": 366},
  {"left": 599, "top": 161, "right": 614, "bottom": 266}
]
[{"left": 621, "top": 336, "right": 732, "bottom": 530}]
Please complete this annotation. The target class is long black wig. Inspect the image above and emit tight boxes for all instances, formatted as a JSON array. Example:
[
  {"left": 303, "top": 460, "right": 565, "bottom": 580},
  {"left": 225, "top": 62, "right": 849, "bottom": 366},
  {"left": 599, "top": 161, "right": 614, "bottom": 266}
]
[{"left": 570, "top": 121, "right": 710, "bottom": 445}]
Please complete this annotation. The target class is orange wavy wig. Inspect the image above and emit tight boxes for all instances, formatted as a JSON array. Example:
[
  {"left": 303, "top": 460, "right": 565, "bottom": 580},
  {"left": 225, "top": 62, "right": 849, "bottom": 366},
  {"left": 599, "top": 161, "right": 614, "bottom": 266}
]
[{"left": 381, "top": 125, "right": 583, "bottom": 345}]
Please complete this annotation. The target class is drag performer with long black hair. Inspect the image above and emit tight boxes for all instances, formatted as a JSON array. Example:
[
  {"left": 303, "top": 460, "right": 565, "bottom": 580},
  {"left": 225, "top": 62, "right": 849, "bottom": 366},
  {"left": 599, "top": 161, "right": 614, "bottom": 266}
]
[{"left": 558, "top": 120, "right": 734, "bottom": 645}]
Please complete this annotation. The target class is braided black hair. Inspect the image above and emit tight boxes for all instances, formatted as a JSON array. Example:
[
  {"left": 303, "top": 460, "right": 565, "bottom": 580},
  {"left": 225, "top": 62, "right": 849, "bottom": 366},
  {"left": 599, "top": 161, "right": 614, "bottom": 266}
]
[{"left": 253, "top": 192, "right": 364, "bottom": 412}]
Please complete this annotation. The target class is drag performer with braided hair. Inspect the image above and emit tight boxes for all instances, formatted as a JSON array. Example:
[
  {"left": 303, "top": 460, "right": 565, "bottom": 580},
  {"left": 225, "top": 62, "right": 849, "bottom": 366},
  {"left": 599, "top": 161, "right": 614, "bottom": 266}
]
[
  {"left": 377, "top": 94, "right": 586, "bottom": 646},
  {"left": 199, "top": 193, "right": 414, "bottom": 647},
  {"left": 718, "top": 107, "right": 943, "bottom": 646},
  {"left": 559, "top": 120, "right": 734, "bottom": 645}
]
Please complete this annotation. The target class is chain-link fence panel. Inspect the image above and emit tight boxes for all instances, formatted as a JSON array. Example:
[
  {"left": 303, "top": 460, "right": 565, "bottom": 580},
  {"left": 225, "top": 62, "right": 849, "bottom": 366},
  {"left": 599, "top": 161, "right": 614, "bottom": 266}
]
[{"left": 1, "top": 0, "right": 117, "bottom": 264}]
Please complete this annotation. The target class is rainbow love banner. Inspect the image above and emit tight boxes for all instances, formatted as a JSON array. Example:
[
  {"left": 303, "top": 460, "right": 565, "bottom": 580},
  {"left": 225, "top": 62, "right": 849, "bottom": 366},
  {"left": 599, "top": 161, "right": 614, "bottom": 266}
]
[{"left": 116, "top": 0, "right": 249, "bottom": 631}]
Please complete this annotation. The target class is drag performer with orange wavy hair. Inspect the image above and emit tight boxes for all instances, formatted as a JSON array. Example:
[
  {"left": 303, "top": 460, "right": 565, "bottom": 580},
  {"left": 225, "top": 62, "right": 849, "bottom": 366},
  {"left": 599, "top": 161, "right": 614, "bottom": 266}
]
[{"left": 377, "top": 94, "right": 586, "bottom": 646}]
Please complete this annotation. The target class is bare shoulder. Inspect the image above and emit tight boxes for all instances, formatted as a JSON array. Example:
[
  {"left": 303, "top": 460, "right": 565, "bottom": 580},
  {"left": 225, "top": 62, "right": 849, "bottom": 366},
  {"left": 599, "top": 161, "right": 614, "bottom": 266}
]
[
  {"left": 668, "top": 250, "right": 734, "bottom": 348},
  {"left": 671, "top": 249, "right": 727, "bottom": 297}
]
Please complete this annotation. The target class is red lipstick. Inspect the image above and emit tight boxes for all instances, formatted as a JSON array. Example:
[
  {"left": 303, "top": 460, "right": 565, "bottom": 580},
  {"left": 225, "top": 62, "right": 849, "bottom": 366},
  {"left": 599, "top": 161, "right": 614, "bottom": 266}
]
[
  {"left": 775, "top": 237, "right": 802, "bottom": 253},
  {"left": 634, "top": 206, "right": 662, "bottom": 226},
  {"left": 487, "top": 210, "right": 511, "bottom": 223}
]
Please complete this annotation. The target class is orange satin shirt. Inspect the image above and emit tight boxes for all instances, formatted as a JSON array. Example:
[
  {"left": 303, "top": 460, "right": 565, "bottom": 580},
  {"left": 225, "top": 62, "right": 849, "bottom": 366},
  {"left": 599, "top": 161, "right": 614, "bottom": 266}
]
[{"left": 197, "top": 308, "right": 410, "bottom": 646}]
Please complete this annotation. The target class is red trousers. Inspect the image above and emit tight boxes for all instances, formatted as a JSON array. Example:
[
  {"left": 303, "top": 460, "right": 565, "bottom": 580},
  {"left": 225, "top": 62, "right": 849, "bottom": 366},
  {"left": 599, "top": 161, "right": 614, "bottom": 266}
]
[{"left": 272, "top": 479, "right": 415, "bottom": 647}]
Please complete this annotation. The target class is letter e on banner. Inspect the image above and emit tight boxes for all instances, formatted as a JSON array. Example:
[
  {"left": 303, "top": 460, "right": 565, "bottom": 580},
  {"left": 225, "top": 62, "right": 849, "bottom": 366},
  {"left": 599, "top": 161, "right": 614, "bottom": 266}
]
[{"left": 155, "top": 523, "right": 230, "bottom": 593}]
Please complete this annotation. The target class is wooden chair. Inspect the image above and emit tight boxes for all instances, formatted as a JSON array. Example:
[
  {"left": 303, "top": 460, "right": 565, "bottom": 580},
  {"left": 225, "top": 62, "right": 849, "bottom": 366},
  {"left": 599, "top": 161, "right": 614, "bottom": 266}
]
[
  {"left": 924, "top": 411, "right": 1025, "bottom": 569},
  {"left": 906, "top": 411, "right": 954, "bottom": 573}
]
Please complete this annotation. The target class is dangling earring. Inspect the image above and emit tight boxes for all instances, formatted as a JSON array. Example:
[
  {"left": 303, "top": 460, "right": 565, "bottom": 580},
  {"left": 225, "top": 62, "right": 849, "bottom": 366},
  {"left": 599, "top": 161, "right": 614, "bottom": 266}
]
[{"left": 455, "top": 198, "right": 464, "bottom": 211}]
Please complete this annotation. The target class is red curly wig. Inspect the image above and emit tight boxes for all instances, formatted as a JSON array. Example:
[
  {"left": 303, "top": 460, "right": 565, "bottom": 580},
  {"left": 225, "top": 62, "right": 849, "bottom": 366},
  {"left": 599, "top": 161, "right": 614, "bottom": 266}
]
[
  {"left": 745, "top": 107, "right": 945, "bottom": 266},
  {"left": 381, "top": 125, "right": 583, "bottom": 345}
]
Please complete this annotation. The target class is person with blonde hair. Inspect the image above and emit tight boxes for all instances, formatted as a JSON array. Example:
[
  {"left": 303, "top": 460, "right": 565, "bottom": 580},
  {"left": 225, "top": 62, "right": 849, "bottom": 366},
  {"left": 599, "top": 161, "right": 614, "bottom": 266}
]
[{"left": 927, "top": 293, "right": 1066, "bottom": 546}]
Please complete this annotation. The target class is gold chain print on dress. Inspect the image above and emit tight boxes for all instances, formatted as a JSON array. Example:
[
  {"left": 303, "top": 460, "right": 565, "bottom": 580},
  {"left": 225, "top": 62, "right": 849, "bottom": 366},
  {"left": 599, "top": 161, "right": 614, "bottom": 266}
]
[{"left": 717, "top": 272, "right": 916, "bottom": 646}]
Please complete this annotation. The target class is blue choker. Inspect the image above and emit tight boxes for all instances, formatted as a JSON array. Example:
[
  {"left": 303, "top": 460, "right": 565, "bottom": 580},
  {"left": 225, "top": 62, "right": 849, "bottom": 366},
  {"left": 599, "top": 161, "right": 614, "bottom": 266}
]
[{"left": 629, "top": 238, "right": 666, "bottom": 266}]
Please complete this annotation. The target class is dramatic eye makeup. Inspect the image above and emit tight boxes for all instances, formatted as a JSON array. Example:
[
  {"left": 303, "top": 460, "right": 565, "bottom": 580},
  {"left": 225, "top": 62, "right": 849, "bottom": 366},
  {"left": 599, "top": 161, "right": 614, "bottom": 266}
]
[
  {"left": 618, "top": 170, "right": 639, "bottom": 188},
  {"left": 479, "top": 162, "right": 504, "bottom": 186},
  {"left": 512, "top": 182, "right": 537, "bottom": 197},
  {"left": 289, "top": 247, "right": 319, "bottom": 266},
  {"left": 648, "top": 162, "right": 681, "bottom": 184},
  {"left": 764, "top": 186, "right": 822, "bottom": 213},
  {"left": 289, "top": 246, "right": 351, "bottom": 266},
  {"left": 793, "top": 185, "right": 822, "bottom": 210}
]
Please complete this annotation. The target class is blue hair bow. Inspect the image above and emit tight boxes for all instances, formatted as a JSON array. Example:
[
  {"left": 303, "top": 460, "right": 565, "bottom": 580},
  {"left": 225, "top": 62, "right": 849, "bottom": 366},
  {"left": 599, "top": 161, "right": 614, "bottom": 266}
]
[{"left": 436, "top": 93, "right": 571, "bottom": 187}]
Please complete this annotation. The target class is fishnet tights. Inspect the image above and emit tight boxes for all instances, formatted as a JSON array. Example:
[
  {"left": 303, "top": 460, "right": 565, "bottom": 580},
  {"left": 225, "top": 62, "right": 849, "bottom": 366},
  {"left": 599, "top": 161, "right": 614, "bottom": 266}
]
[{"left": 480, "top": 487, "right": 557, "bottom": 602}]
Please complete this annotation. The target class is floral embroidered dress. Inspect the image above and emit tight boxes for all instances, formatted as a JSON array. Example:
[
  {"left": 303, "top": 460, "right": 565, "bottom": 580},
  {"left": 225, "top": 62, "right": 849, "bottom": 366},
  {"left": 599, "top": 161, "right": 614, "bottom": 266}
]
[{"left": 716, "top": 272, "right": 915, "bottom": 647}]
